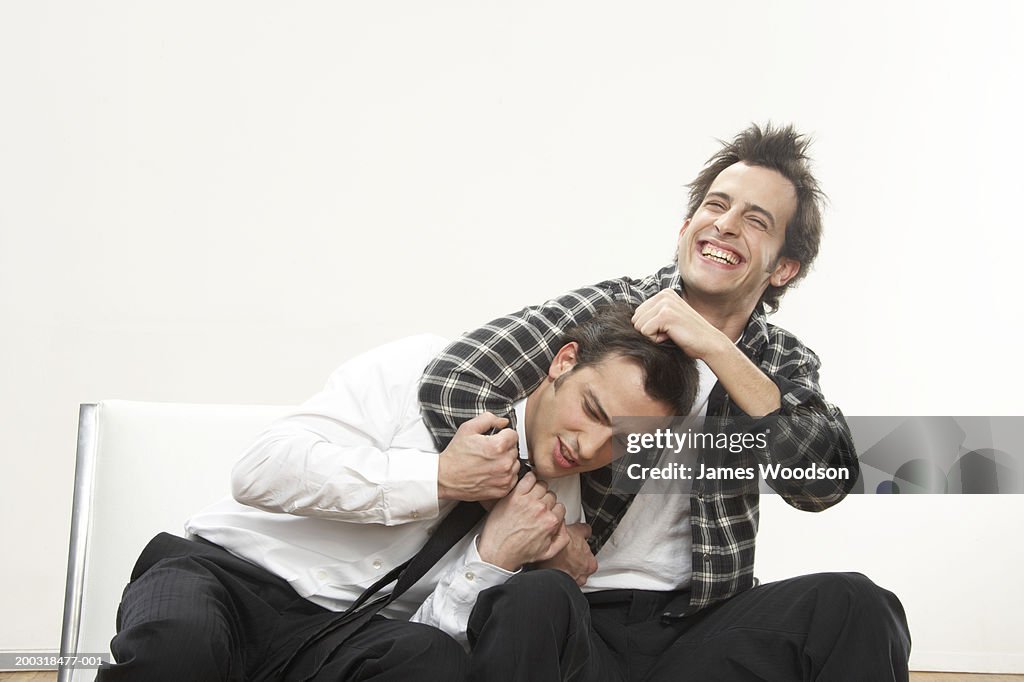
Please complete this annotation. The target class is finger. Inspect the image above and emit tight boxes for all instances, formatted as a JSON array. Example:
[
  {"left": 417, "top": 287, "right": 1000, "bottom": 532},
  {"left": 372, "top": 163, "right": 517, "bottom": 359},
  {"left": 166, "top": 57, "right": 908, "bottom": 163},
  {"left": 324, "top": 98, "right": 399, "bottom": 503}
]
[
  {"left": 638, "top": 315, "right": 673, "bottom": 344},
  {"left": 632, "top": 297, "right": 656, "bottom": 324},
  {"left": 492, "top": 428, "right": 520, "bottom": 451},
  {"left": 552, "top": 523, "right": 570, "bottom": 551},
  {"left": 551, "top": 503, "right": 566, "bottom": 525},
  {"left": 513, "top": 470, "right": 536, "bottom": 494},
  {"left": 571, "top": 522, "right": 593, "bottom": 539},
  {"left": 540, "top": 490, "right": 558, "bottom": 509},
  {"left": 631, "top": 303, "right": 655, "bottom": 330},
  {"left": 460, "top": 412, "right": 511, "bottom": 435},
  {"left": 525, "top": 479, "right": 550, "bottom": 499},
  {"left": 540, "top": 525, "right": 570, "bottom": 561},
  {"left": 633, "top": 306, "right": 667, "bottom": 338}
]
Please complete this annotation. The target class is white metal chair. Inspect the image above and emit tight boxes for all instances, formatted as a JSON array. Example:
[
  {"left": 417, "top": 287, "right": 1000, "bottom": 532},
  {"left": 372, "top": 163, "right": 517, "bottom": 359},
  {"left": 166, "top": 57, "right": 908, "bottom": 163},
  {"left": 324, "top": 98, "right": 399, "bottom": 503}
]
[{"left": 58, "top": 400, "right": 292, "bottom": 682}]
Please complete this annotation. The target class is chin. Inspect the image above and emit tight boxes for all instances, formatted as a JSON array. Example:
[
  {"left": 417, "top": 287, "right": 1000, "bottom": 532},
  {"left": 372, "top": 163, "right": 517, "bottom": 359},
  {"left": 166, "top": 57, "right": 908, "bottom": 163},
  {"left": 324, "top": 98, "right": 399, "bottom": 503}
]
[{"left": 532, "top": 462, "right": 556, "bottom": 480}]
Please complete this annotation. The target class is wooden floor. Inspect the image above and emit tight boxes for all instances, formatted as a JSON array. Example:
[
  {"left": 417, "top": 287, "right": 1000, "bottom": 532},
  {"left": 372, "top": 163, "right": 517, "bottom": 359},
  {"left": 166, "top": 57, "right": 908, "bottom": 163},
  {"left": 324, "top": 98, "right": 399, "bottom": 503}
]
[{"left": 1, "top": 672, "right": 1022, "bottom": 681}]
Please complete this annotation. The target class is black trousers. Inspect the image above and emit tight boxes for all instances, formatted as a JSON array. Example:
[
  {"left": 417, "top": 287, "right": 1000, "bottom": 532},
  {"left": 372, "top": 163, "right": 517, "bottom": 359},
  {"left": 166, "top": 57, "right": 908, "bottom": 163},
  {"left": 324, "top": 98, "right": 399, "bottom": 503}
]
[
  {"left": 467, "top": 569, "right": 911, "bottom": 682},
  {"left": 96, "top": 533, "right": 468, "bottom": 682}
]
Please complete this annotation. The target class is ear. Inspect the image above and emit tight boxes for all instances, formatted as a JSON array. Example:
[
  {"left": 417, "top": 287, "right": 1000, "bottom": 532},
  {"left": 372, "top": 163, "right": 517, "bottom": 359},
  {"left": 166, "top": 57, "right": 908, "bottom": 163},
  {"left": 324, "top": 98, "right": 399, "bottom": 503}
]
[
  {"left": 548, "top": 342, "right": 579, "bottom": 381},
  {"left": 678, "top": 218, "right": 691, "bottom": 238},
  {"left": 769, "top": 257, "right": 800, "bottom": 288}
]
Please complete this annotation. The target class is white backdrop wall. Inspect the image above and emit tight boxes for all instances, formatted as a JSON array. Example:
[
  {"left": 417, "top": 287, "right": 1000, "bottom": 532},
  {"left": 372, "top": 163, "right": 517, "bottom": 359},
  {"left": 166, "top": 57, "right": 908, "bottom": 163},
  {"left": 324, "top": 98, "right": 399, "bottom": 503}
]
[{"left": 2, "top": 0, "right": 1022, "bottom": 669}]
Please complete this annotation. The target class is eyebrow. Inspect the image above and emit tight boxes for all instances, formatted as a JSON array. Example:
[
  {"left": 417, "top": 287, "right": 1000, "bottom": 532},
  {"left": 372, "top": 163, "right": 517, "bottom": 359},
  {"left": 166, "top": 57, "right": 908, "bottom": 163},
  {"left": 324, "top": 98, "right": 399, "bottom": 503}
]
[
  {"left": 583, "top": 387, "right": 612, "bottom": 426},
  {"left": 705, "top": 191, "right": 776, "bottom": 229}
]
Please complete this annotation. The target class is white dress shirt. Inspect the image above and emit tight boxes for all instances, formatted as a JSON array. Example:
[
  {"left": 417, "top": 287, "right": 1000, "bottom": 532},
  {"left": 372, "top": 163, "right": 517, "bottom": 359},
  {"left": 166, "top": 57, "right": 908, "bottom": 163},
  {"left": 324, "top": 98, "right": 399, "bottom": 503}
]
[
  {"left": 584, "top": 358, "right": 716, "bottom": 592},
  {"left": 186, "top": 334, "right": 581, "bottom": 645}
]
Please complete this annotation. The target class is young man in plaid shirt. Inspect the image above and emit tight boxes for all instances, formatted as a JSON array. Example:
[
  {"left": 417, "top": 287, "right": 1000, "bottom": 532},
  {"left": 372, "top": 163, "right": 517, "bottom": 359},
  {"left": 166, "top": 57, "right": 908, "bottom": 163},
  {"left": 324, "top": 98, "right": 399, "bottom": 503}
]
[{"left": 419, "top": 124, "right": 911, "bottom": 681}]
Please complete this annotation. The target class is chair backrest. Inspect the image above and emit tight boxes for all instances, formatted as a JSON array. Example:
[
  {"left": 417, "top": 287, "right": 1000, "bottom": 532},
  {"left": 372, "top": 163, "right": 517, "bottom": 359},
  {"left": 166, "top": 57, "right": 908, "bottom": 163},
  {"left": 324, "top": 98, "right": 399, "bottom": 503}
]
[{"left": 59, "top": 400, "right": 293, "bottom": 682}]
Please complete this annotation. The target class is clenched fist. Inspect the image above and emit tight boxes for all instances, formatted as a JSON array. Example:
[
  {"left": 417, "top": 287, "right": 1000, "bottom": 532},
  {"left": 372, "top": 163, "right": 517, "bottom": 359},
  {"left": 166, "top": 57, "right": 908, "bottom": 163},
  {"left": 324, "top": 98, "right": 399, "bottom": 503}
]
[
  {"left": 437, "top": 412, "right": 520, "bottom": 501},
  {"left": 535, "top": 522, "right": 598, "bottom": 586},
  {"left": 477, "top": 472, "right": 569, "bottom": 572}
]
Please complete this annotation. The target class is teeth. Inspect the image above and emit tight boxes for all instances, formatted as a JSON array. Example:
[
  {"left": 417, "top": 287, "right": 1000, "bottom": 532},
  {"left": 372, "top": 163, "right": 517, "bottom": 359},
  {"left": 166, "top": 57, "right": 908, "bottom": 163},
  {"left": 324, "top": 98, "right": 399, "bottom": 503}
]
[{"left": 701, "top": 245, "right": 740, "bottom": 265}]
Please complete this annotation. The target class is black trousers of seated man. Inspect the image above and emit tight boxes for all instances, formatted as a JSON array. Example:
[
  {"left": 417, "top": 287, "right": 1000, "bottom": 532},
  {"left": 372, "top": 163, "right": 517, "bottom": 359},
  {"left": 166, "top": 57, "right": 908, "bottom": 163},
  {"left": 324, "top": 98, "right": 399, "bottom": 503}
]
[
  {"left": 467, "top": 569, "right": 911, "bottom": 682},
  {"left": 96, "top": 533, "right": 468, "bottom": 682}
]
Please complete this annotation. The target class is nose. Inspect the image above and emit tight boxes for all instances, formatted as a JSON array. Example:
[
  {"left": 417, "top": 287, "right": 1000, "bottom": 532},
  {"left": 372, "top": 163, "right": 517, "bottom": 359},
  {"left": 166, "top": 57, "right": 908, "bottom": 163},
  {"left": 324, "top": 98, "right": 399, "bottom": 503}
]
[
  {"left": 714, "top": 207, "right": 742, "bottom": 236},
  {"left": 579, "top": 425, "right": 615, "bottom": 464}
]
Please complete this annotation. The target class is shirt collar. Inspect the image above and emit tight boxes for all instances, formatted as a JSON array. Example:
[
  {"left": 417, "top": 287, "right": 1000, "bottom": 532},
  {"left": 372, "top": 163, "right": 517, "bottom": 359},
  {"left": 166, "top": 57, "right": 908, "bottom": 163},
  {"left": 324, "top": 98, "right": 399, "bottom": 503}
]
[{"left": 513, "top": 399, "right": 529, "bottom": 466}]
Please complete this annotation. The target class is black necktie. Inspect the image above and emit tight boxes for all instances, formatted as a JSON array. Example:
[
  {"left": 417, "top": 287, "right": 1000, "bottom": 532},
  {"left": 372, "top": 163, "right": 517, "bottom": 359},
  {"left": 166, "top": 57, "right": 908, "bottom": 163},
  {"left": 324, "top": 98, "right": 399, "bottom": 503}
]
[
  {"left": 276, "top": 499, "right": 488, "bottom": 678},
  {"left": 278, "top": 461, "right": 533, "bottom": 678}
]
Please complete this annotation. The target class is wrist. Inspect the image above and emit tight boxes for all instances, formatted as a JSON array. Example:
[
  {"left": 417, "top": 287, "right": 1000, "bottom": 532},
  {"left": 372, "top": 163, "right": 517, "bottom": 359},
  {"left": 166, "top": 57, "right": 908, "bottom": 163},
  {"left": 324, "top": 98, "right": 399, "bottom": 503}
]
[
  {"left": 476, "top": 535, "right": 521, "bottom": 572},
  {"left": 700, "top": 329, "right": 737, "bottom": 365},
  {"left": 436, "top": 456, "right": 454, "bottom": 500}
]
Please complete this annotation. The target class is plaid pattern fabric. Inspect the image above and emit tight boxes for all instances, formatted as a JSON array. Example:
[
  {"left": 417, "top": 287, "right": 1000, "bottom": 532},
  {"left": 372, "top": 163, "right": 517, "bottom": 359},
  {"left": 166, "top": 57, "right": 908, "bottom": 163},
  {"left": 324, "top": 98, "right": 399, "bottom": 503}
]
[{"left": 418, "top": 263, "right": 857, "bottom": 614}]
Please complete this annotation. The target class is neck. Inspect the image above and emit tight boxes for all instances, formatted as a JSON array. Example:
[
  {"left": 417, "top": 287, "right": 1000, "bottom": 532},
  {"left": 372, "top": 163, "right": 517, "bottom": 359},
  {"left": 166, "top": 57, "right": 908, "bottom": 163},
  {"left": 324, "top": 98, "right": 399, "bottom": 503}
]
[{"left": 682, "top": 290, "right": 758, "bottom": 342}]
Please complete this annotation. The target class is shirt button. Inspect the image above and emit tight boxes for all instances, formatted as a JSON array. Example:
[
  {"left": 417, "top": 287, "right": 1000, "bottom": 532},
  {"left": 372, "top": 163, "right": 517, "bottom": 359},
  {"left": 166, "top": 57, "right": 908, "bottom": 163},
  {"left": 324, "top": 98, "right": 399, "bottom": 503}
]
[
  {"left": 697, "top": 493, "right": 704, "bottom": 501},
  {"left": 372, "top": 559, "right": 382, "bottom": 570},
  {"left": 411, "top": 510, "right": 420, "bottom": 518},
  {"left": 464, "top": 571, "right": 475, "bottom": 581},
  {"left": 316, "top": 569, "right": 328, "bottom": 581},
  {"left": 703, "top": 553, "right": 711, "bottom": 562}
]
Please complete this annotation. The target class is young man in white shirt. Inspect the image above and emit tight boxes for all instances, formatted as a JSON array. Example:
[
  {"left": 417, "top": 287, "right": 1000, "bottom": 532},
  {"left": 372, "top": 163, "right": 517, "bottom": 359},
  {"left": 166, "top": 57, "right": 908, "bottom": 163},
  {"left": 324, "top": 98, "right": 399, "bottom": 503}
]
[{"left": 96, "top": 305, "right": 697, "bottom": 682}]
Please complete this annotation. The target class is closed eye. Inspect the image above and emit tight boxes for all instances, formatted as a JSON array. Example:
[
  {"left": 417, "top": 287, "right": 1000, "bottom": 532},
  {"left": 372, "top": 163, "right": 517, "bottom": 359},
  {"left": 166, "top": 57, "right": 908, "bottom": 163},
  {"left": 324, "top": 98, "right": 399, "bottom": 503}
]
[
  {"left": 582, "top": 389, "right": 612, "bottom": 426},
  {"left": 703, "top": 191, "right": 731, "bottom": 212}
]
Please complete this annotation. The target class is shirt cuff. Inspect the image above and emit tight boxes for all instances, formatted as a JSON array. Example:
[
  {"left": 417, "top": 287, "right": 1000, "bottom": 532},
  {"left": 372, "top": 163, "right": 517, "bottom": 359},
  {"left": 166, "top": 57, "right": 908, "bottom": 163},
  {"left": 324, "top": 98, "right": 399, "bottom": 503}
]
[
  {"left": 382, "top": 450, "right": 441, "bottom": 524},
  {"left": 438, "top": 535, "right": 521, "bottom": 617},
  {"left": 772, "top": 374, "right": 825, "bottom": 413},
  {"left": 464, "top": 534, "right": 521, "bottom": 585}
]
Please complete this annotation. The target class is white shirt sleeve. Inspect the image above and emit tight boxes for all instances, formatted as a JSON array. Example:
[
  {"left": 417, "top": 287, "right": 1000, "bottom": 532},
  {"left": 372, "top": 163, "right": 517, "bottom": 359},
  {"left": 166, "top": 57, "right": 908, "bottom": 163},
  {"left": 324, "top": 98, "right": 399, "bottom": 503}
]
[
  {"left": 410, "top": 534, "right": 519, "bottom": 646},
  {"left": 230, "top": 335, "right": 449, "bottom": 526}
]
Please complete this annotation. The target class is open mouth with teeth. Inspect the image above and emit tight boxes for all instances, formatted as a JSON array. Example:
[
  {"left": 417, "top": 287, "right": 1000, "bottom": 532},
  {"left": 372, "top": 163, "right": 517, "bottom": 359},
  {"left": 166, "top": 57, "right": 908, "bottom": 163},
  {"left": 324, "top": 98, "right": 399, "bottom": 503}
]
[
  {"left": 554, "top": 437, "right": 578, "bottom": 469},
  {"left": 698, "top": 241, "right": 743, "bottom": 266}
]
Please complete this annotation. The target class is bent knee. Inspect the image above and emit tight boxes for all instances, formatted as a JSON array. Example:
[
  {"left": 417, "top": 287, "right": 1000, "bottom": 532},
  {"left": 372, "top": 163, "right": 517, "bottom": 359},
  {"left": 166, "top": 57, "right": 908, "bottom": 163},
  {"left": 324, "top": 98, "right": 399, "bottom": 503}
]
[
  {"left": 504, "top": 568, "right": 581, "bottom": 602},
  {"left": 381, "top": 622, "right": 469, "bottom": 675},
  {"left": 815, "top": 572, "right": 907, "bottom": 628},
  {"left": 469, "top": 569, "right": 584, "bottom": 633}
]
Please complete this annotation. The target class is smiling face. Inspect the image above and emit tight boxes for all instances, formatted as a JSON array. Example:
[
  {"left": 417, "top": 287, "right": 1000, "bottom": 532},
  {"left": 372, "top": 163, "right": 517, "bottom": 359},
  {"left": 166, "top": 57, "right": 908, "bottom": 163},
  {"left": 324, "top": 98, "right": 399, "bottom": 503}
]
[
  {"left": 524, "top": 343, "right": 674, "bottom": 480},
  {"left": 677, "top": 162, "right": 801, "bottom": 314}
]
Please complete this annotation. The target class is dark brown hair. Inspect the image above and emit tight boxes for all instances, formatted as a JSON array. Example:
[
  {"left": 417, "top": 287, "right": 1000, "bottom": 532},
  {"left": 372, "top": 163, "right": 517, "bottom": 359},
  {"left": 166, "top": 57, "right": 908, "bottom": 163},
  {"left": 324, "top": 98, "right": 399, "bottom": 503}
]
[
  {"left": 556, "top": 304, "right": 698, "bottom": 415},
  {"left": 686, "top": 123, "right": 825, "bottom": 313}
]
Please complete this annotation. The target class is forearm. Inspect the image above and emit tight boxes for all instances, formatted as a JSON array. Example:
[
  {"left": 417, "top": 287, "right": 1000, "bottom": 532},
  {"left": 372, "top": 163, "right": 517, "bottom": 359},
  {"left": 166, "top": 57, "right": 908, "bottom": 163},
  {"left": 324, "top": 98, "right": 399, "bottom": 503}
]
[
  {"left": 703, "top": 335, "right": 782, "bottom": 417},
  {"left": 705, "top": 340, "right": 858, "bottom": 510},
  {"left": 233, "top": 335, "right": 451, "bottom": 523},
  {"left": 232, "top": 422, "right": 440, "bottom": 524}
]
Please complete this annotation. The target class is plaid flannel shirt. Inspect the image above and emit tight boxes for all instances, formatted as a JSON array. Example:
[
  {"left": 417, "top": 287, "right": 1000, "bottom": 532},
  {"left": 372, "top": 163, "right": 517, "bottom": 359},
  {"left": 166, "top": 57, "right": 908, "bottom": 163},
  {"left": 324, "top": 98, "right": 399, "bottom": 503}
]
[{"left": 418, "top": 263, "right": 858, "bottom": 614}]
